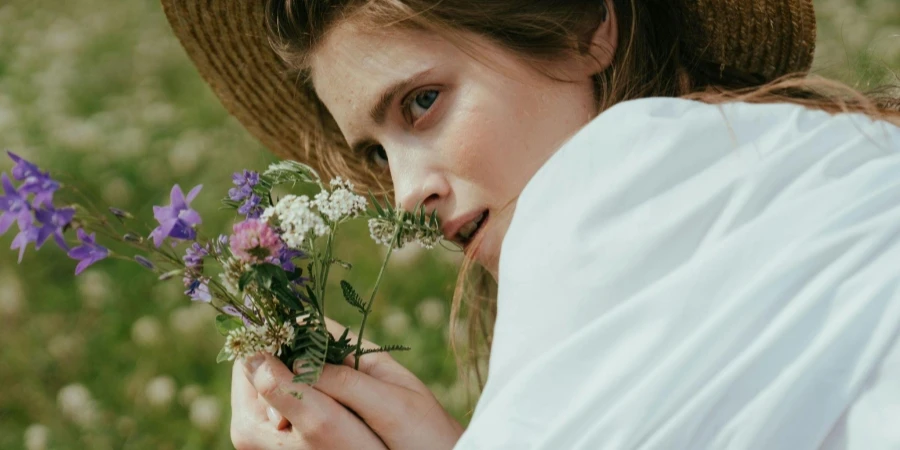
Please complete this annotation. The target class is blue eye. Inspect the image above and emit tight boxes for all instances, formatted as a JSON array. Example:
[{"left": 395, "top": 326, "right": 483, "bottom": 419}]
[
  {"left": 415, "top": 90, "right": 438, "bottom": 109},
  {"left": 367, "top": 145, "right": 389, "bottom": 169},
  {"left": 405, "top": 89, "right": 439, "bottom": 122}
]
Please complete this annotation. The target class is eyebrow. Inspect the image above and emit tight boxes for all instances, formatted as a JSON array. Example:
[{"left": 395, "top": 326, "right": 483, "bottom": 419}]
[{"left": 349, "top": 68, "right": 435, "bottom": 154}]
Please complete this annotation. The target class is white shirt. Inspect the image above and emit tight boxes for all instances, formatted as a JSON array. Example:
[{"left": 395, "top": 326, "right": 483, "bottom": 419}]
[{"left": 454, "top": 98, "right": 900, "bottom": 450}]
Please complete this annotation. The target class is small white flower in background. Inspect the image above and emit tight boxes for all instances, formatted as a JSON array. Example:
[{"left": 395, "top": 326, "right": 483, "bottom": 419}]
[
  {"left": 179, "top": 384, "right": 202, "bottom": 407},
  {"left": 261, "top": 195, "right": 328, "bottom": 248},
  {"left": 416, "top": 297, "right": 446, "bottom": 328},
  {"left": 145, "top": 375, "right": 177, "bottom": 409},
  {"left": 57, "top": 383, "right": 98, "bottom": 428},
  {"left": 76, "top": 270, "right": 111, "bottom": 309},
  {"left": 189, "top": 396, "right": 221, "bottom": 431},
  {"left": 312, "top": 177, "right": 367, "bottom": 222},
  {"left": 47, "top": 334, "right": 83, "bottom": 362},
  {"left": 23, "top": 424, "right": 49, "bottom": 450},
  {"left": 131, "top": 316, "right": 163, "bottom": 347},
  {"left": 381, "top": 309, "right": 411, "bottom": 337},
  {"left": 168, "top": 131, "right": 208, "bottom": 175},
  {"left": 0, "top": 271, "right": 23, "bottom": 317}
]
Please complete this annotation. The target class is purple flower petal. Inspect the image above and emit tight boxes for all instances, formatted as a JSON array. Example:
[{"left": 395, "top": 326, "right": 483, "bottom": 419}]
[
  {"left": 186, "top": 184, "right": 202, "bottom": 203},
  {"left": 7, "top": 151, "right": 41, "bottom": 181},
  {"left": 67, "top": 229, "right": 108, "bottom": 275},
  {"left": 11, "top": 227, "right": 37, "bottom": 263}
]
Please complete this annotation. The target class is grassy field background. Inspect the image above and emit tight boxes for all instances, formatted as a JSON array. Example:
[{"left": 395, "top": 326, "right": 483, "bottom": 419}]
[{"left": 0, "top": 0, "right": 897, "bottom": 448}]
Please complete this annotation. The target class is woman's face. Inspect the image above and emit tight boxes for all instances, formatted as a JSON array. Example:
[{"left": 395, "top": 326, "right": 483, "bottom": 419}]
[{"left": 310, "top": 21, "right": 609, "bottom": 278}]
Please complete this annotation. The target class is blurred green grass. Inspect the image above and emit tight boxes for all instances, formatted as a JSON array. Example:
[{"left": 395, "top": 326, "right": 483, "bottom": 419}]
[{"left": 0, "top": 0, "right": 897, "bottom": 448}]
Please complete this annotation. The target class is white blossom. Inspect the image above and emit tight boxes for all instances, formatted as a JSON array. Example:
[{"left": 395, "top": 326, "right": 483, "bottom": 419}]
[
  {"left": 381, "top": 309, "right": 411, "bottom": 337},
  {"left": 57, "top": 383, "right": 98, "bottom": 428},
  {"left": 368, "top": 218, "right": 398, "bottom": 247},
  {"left": 131, "top": 316, "right": 163, "bottom": 347},
  {"left": 23, "top": 424, "right": 49, "bottom": 450},
  {"left": 189, "top": 396, "right": 221, "bottom": 431},
  {"left": 258, "top": 322, "right": 296, "bottom": 356},
  {"left": 262, "top": 195, "right": 328, "bottom": 248},
  {"left": 312, "top": 181, "right": 367, "bottom": 222},
  {"left": 368, "top": 217, "right": 442, "bottom": 249},
  {"left": 0, "top": 271, "right": 23, "bottom": 317},
  {"left": 145, "top": 375, "right": 176, "bottom": 409},
  {"left": 416, "top": 297, "right": 446, "bottom": 328},
  {"left": 222, "top": 326, "right": 265, "bottom": 361}
]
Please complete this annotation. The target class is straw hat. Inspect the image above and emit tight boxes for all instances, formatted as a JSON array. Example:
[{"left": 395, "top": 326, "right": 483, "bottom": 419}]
[{"left": 160, "top": 0, "right": 816, "bottom": 190}]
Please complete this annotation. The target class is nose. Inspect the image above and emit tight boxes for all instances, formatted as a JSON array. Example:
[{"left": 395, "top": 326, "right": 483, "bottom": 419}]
[{"left": 391, "top": 156, "right": 450, "bottom": 215}]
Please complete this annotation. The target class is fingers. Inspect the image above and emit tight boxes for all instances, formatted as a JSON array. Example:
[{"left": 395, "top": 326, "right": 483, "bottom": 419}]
[
  {"left": 242, "top": 352, "right": 333, "bottom": 429},
  {"left": 232, "top": 360, "right": 265, "bottom": 420},
  {"left": 241, "top": 353, "right": 390, "bottom": 449},
  {"left": 313, "top": 363, "right": 418, "bottom": 432}
]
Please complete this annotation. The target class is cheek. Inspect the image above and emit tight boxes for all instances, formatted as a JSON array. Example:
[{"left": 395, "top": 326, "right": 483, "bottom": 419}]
[{"left": 443, "top": 101, "right": 521, "bottom": 194}]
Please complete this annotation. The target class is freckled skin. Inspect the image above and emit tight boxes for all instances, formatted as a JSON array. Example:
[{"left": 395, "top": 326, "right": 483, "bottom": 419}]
[{"left": 311, "top": 22, "right": 601, "bottom": 277}]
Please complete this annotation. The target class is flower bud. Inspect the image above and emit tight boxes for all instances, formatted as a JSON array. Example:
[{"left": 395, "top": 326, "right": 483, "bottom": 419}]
[
  {"left": 158, "top": 269, "right": 183, "bottom": 281},
  {"left": 134, "top": 255, "right": 155, "bottom": 270},
  {"left": 109, "top": 207, "right": 134, "bottom": 220}
]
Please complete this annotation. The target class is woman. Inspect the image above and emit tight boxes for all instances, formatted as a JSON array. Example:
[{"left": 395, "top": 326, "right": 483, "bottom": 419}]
[{"left": 162, "top": 0, "right": 900, "bottom": 448}]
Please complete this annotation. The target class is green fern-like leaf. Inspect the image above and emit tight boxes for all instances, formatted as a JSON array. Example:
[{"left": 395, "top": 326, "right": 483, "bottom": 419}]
[
  {"left": 360, "top": 344, "right": 412, "bottom": 355},
  {"left": 340, "top": 280, "right": 367, "bottom": 314}
]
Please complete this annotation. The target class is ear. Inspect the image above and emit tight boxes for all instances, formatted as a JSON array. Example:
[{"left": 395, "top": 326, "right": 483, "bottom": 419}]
[{"left": 580, "top": 0, "right": 618, "bottom": 76}]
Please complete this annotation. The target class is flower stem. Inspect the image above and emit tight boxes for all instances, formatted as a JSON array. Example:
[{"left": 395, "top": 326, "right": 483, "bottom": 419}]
[{"left": 353, "top": 227, "right": 401, "bottom": 370}]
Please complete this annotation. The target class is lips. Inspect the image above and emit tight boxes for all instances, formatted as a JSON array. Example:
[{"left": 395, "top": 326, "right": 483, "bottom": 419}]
[{"left": 443, "top": 210, "right": 489, "bottom": 248}]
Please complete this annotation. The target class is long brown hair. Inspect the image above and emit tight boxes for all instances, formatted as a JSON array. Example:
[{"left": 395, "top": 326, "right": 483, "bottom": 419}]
[{"left": 265, "top": 0, "right": 900, "bottom": 404}]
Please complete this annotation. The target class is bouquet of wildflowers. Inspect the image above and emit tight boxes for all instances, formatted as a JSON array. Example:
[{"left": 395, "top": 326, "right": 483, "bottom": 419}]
[{"left": 1, "top": 151, "right": 442, "bottom": 385}]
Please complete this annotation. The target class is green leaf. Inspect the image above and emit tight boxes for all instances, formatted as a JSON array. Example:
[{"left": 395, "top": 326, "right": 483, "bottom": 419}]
[
  {"left": 238, "top": 270, "right": 254, "bottom": 292},
  {"left": 216, "top": 347, "right": 231, "bottom": 363},
  {"left": 360, "top": 344, "right": 412, "bottom": 355},
  {"left": 215, "top": 315, "right": 243, "bottom": 336},
  {"left": 340, "top": 280, "right": 367, "bottom": 314},
  {"left": 369, "top": 191, "right": 384, "bottom": 217}
]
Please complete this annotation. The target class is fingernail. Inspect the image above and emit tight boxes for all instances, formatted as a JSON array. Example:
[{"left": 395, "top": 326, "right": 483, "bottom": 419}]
[
  {"left": 243, "top": 353, "right": 264, "bottom": 374},
  {"left": 266, "top": 406, "right": 281, "bottom": 423}
]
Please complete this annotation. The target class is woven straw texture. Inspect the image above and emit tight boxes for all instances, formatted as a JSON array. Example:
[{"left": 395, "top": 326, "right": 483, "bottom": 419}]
[{"left": 161, "top": 0, "right": 816, "bottom": 190}]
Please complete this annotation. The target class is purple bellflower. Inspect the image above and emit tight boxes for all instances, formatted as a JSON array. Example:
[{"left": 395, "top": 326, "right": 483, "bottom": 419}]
[
  {"left": 0, "top": 173, "right": 32, "bottom": 236},
  {"left": 149, "top": 184, "right": 203, "bottom": 247},
  {"left": 237, "top": 194, "right": 263, "bottom": 218},
  {"left": 67, "top": 229, "right": 109, "bottom": 275},
  {"left": 33, "top": 206, "right": 74, "bottom": 251},
  {"left": 230, "top": 170, "right": 262, "bottom": 218},
  {"left": 228, "top": 170, "right": 259, "bottom": 201},
  {"left": 8, "top": 151, "right": 59, "bottom": 207},
  {"left": 10, "top": 227, "right": 38, "bottom": 263},
  {"left": 183, "top": 242, "right": 208, "bottom": 268},
  {"left": 184, "top": 276, "right": 212, "bottom": 302}
]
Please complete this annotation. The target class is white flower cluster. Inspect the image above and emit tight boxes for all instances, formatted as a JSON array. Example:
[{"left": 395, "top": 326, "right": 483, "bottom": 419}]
[
  {"left": 368, "top": 218, "right": 398, "bottom": 247},
  {"left": 261, "top": 195, "right": 329, "bottom": 248},
  {"left": 368, "top": 217, "right": 443, "bottom": 249},
  {"left": 222, "top": 322, "right": 297, "bottom": 361},
  {"left": 312, "top": 177, "right": 367, "bottom": 222}
]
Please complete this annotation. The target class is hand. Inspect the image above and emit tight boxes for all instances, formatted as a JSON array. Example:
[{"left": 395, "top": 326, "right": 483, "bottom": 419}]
[
  {"left": 230, "top": 347, "right": 387, "bottom": 450},
  {"left": 230, "top": 317, "right": 465, "bottom": 450}
]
